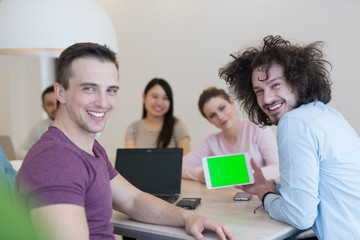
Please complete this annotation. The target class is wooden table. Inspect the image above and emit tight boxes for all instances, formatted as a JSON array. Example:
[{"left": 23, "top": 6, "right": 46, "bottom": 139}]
[{"left": 111, "top": 180, "right": 299, "bottom": 239}]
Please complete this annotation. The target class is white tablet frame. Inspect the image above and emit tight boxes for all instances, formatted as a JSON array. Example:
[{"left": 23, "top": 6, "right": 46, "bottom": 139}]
[{"left": 202, "top": 152, "right": 254, "bottom": 189}]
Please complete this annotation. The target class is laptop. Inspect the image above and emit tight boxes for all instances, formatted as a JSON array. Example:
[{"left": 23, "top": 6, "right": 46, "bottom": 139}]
[
  {"left": 0, "top": 135, "right": 16, "bottom": 160},
  {"left": 115, "top": 148, "right": 183, "bottom": 203}
]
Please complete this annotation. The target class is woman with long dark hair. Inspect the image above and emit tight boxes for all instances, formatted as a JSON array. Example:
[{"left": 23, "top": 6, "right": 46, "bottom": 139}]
[{"left": 125, "top": 78, "right": 190, "bottom": 154}]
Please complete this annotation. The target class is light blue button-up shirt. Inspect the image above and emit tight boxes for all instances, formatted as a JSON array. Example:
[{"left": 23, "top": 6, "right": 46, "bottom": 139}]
[{"left": 264, "top": 101, "right": 360, "bottom": 239}]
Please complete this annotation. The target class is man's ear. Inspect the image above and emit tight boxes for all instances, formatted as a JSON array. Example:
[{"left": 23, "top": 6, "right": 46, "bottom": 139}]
[
  {"left": 230, "top": 97, "right": 236, "bottom": 106},
  {"left": 54, "top": 82, "right": 66, "bottom": 104}
]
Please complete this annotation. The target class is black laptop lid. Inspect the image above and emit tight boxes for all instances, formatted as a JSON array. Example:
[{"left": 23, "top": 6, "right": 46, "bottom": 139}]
[{"left": 115, "top": 148, "right": 183, "bottom": 195}]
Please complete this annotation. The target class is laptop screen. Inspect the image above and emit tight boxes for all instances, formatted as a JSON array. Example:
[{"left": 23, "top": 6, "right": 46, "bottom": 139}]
[{"left": 115, "top": 148, "right": 183, "bottom": 195}]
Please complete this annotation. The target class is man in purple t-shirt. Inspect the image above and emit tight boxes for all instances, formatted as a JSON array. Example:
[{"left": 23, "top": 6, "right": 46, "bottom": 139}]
[{"left": 15, "top": 43, "right": 236, "bottom": 240}]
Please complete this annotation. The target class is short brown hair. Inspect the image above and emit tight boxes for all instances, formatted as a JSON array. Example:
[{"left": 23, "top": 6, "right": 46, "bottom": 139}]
[{"left": 56, "top": 42, "right": 118, "bottom": 90}]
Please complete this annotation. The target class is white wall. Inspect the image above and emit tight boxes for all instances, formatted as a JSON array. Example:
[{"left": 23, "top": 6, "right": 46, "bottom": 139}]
[
  {"left": 0, "top": 56, "right": 43, "bottom": 150},
  {"left": 1, "top": 0, "right": 360, "bottom": 163}
]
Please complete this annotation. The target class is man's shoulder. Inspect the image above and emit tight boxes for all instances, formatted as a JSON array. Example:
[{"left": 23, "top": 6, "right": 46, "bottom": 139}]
[
  {"left": 26, "top": 127, "right": 80, "bottom": 163},
  {"left": 279, "top": 101, "right": 335, "bottom": 131},
  {"left": 284, "top": 101, "right": 327, "bottom": 120}
]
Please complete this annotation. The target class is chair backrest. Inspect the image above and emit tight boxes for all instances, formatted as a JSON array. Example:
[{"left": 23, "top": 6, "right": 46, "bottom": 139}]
[{"left": 0, "top": 135, "right": 16, "bottom": 160}]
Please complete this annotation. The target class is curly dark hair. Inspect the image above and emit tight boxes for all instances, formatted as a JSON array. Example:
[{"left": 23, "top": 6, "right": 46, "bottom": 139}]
[{"left": 219, "top": 35, "right": 332, "bottom": 126}]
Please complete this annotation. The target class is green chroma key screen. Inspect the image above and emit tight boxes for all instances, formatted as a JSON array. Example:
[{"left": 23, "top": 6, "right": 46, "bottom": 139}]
[{"left": 208, "top": 154, "right": 250, "bottom": 187}]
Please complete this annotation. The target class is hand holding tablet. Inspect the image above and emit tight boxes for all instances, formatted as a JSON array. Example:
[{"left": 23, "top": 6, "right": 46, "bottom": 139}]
[{"left": 202, "top": 153, "right": 254, "bottom": 189}]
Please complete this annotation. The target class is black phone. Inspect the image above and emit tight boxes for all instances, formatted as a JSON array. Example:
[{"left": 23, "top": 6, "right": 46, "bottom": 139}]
[
  {"left": 233, "top": 192, "right": 252, "bottom": 201},
  {"left": 176, "top": 198, "right": 201, "bottom": 210}
]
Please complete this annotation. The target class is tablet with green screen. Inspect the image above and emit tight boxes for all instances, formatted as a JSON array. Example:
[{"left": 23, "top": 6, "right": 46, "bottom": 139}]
[{"left": 202, "top": 153, "right": 254, "bottom": 189}]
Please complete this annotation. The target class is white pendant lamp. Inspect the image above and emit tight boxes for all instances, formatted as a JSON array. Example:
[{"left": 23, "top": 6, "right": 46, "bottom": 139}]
[{"left": 0, "top": 0, "right": 118, "bottom": 58}]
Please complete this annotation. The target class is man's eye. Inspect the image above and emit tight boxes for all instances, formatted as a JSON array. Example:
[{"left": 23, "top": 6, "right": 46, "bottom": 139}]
[
  {"left": 84, "top": 87, "right": 94, "bottom": 91},
  {"left": 219, "top": 105, "right": 225, "bottom": 111},
  {"left": 209, "top": 114, "right": 216, "bottom": 119},
  {"left": 255, "top": 90, "right": 263, "bottom": 95},
  {"left": 108, "top": 88, "right": 118, "bottom": 95}
]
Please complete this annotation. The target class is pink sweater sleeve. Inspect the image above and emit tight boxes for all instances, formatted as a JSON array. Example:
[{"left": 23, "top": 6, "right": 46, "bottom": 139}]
[
  {"left": 256, "top": 126, "right": 280, "bottom": 180},
  {"left": 182, "top": 136, "right": 213, "bottom": 181}
]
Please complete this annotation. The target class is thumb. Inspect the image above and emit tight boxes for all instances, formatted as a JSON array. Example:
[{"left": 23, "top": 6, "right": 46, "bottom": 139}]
[{"left": 250, "top": 158, "right": 260, "bottom": 172}]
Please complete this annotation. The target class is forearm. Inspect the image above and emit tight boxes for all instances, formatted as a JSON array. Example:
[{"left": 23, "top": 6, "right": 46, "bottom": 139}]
[
  {"left": 111, "top": 175, "right": 191, "bottom": 227},
  {"left": 182, "top": 165, "right": 201, "bottom": 181},
  {"left": 257, "top": 179, "right": 277, "bottom": 201},
  {"left": 125, "top": 192, "right": 191, "bottom": 227},
  {"left": 111, "top": 176, "right": 235, "bottom": 240}
]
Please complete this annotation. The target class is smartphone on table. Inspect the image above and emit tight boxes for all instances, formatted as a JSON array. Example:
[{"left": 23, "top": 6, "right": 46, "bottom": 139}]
[
  {"left": 176, "top": 198, "right": 201, "bottom": 210},
  {"left": 233, "top": 192, "right": 252, "bottom": 201}
]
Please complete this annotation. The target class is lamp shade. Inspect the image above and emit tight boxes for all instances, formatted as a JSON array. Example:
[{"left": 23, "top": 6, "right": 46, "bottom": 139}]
[{"left": 0, "top": 0, "right": 118, "bottom": 58}]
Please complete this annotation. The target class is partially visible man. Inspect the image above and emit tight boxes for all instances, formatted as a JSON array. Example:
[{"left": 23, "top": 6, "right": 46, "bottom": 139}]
[
  {"left": 219, "top": 35, "right": 360, "bottom": 239},
  {"left": 15, "top": 42, "right": 235, "bottom": 240},
  {"left": 0, "top": 146, "right": 17, "bottom": 202},
  {"left": 17, "top": 85, "right": 57, "bottom": 159},
  {"left": 0, "top": 146, "right": 39, "bottom": 240}
]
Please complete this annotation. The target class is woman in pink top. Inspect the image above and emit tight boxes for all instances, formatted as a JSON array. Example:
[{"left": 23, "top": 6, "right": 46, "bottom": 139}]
[{"left": 182, "top": 87, "right": 279, "bottom": 182}]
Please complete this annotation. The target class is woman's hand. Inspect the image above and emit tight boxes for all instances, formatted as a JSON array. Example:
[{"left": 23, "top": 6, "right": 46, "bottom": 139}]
[{"left": 198, "top": 169, "right": 205, "bottom": 184}]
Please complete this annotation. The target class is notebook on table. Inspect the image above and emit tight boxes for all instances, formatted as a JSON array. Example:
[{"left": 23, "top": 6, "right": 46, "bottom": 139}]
[{"left": 115, "top": 148, "right": 183, "bottom": 203}]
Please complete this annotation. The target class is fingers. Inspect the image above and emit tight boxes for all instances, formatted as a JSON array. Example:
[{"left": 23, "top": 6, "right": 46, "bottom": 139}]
[
  {"left": 222, "top": 225, "right": 236, "bottom": 240},
  {"left": 186, "top": 216, "right": 236, "bottom": 240},
  {"left": 234, "top": 185, "right": 247, "bottom": 191},
  {"left": 191, "top": 231, "right": 206, "bottom": 240},
  {"left": 214, "top": 224, "right": 236, "bottom": 240},
  {"left": 250, "top": 158, "right": 260, "bottom": 172},
  {"left": 186, "top": 218, "right": 206, "bottom": 240},
  {"left": 203, "top": 218, "right": 236, "bottom": 240},
  {"left": 214, "top": 225, "right": 226, "bottom": 240},
  {"left": 199, "top": 171, "right": 205, "bottom": 184}
]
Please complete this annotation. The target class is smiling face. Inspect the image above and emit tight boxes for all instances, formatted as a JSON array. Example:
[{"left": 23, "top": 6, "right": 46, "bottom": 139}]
[
  {"left": 252, "top": 62, "right": 298, "bottom": 125},
  {"left": 143, "top": 84, "right": 170, "bottom": 118},
  {"left": 55, "top": 57, "right": 119, "bottom": 137},
  {"left": 202, "top": 96, "right": 237, "bottom": 130}
]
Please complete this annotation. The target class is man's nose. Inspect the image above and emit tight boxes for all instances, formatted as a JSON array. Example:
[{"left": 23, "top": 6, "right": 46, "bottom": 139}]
[
  {"left": 95, "top": 92, "right": 107, "bottom": 107},
  {"left": 263, "top": 89, "right": 275, "bottom": 104}
]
